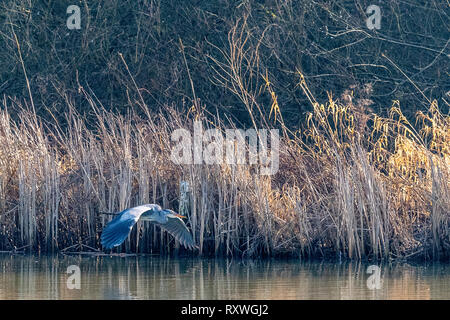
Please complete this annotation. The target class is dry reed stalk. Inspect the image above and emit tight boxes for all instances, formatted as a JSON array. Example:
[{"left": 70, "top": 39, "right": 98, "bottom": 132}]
[{"left": 0, "top": 85, "right": 448, "bottom": 259}]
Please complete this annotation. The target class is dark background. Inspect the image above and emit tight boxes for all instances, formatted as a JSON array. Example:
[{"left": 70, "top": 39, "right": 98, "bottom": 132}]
[{"left": 0, "top": 0, "right": 448, "bottom": 128}]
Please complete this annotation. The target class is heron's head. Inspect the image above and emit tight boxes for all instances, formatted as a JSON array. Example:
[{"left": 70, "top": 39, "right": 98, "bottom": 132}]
[{"left": 164, "top": 209, "right": 187, "bottom": 219}]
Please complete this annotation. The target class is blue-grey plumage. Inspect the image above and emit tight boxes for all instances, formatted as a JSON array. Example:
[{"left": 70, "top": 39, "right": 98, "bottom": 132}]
[{"left": 100, "top": 204, "right": 197, "bottom": 250}]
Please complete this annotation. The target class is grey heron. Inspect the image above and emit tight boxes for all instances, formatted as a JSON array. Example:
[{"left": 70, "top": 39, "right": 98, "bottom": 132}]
[{"left": 100, "top": 204, "right": 197, "bottom": 250}]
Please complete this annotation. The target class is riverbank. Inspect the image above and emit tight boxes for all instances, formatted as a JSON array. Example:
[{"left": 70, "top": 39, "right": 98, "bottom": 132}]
[
  {"left": 0, "top": 0, "right": 448, "bottom": 262},
  {"left": 0, "top": 87, "right": 448, "bottom": 261}
]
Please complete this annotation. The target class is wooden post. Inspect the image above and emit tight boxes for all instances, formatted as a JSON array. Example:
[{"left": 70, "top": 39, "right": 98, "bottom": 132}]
[{"left": 177, "top": 180, "right": 190, "bottom": 255}]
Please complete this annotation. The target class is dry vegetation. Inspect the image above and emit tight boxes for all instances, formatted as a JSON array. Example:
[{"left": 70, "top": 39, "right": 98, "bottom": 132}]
[
  {"left": 0, "top": 1, "right": 448, "bottom": 260},
  {"left": 0, "top": 80, "right": 448, "bottom": 260}
]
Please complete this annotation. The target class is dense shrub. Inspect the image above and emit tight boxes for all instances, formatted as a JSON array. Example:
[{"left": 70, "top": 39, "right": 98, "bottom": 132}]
[{"left": 0, "top": 0, "right": 448, "bottom": 126}]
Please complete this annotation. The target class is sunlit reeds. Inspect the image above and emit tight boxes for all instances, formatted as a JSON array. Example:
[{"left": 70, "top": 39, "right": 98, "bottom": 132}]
[{"left": 0, "top": 88, "right": 448, "bottom": 260}]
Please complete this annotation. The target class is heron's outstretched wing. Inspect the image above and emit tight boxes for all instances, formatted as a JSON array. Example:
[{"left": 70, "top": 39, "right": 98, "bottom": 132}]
[
  {"left": 158, "top": 216, "right": 197, "bottom": 250},
  {"left": 101, "top": 204, "right": 160, "bottom": 249},
  {"left": 101, "top": 213, "right": 136, "bottom": 249}
]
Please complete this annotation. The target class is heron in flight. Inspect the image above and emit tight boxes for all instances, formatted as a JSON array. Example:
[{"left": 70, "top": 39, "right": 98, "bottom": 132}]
[{"left": 100, "top": 204, "right": 197, "bottom": 250}]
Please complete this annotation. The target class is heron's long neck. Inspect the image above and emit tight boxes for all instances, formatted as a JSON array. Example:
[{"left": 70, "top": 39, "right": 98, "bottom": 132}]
[{"left": 140, "top": 210, "right": 157, "bottom": 222}]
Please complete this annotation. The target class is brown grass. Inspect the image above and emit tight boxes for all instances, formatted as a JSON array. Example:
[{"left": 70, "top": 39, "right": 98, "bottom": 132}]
[{"left": 0, "top": 80, "right": 448, "bottom": 260}]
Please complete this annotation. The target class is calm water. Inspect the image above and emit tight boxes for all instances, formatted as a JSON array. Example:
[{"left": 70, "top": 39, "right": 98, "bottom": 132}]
[{"left": 0, "top": 254, "right": 448, "bottom": 299}]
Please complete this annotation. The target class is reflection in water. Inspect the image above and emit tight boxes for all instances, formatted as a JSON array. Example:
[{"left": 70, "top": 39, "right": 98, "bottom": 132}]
[{"left": 0, "top": 254, "right": 448, "bottom": 299}]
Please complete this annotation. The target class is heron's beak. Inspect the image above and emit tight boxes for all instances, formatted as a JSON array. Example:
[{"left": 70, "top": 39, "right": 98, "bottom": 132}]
[{"left": 175, "top": 214, "right": 187, "bottom": 219}]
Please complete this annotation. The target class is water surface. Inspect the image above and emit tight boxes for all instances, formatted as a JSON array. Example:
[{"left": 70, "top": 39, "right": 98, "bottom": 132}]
[{"left": 0, "top": 254, "right": 448, "bottom": 299}]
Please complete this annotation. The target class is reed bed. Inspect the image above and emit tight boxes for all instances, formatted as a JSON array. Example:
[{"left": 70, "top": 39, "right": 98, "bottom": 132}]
[{"left": 0, "top": 89, "right": 448, "bottom": 260}]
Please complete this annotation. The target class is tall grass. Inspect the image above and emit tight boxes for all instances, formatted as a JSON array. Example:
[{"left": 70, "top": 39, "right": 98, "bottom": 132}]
[{"left": 0, "top": 89, "right": 448, "bottom": 260}]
